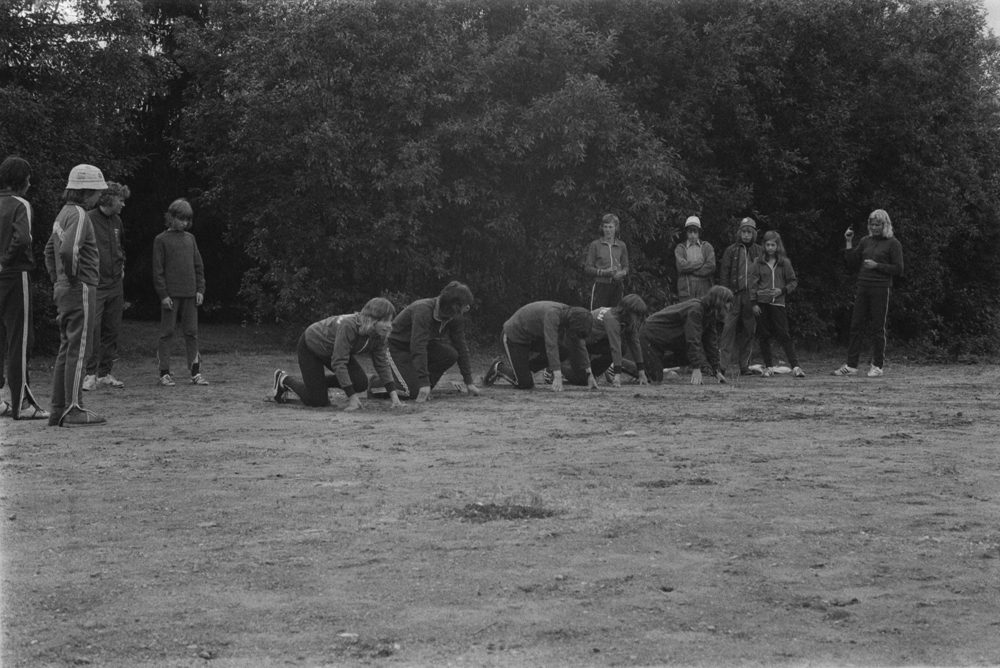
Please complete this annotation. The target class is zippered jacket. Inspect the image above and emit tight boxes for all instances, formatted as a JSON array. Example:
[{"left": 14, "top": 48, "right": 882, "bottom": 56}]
[
  {"left": 89, "top": 207, "right": 125, "bottom": 286},
  {"left": 584, "top": 238, "right": 628, "bottom": 284},
  {"left": 749, "top": 256, "right": 798, "bottom": 307},
  {"left": 305, "top": 313, "right": 396, "bottom": 397},
  {"left": 640, "top": 299, "right": 721, "bottom": 375},
  {"left": 719, "top": 242, "right": 762, "bottom": 294},
  {"left": 389, "top": 297, "right": 474, "bottom": 387},
  {"left": 44, "top": 204, "right": 100, "bottom": 287},
  {"left": 588, "top": 307, "right": 644, "bottom": 372},
  {"left": 503, "top": 301, "right": 591, "bottom": 372},
  {"left": 0, "top": 191, "right": 34, "bottom": 275},
  {"left": 845, "top": 235, "right": 904, "bottom": 288},
  {"left": 675, "top": 240, "right": 716, "bottom": 299}
]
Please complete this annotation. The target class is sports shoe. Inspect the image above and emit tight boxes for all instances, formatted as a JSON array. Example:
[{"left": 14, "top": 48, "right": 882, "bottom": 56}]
[
  {"left": 0, "top": 400, "right": 11, "bottom": 417},
  {"left": 15, "top": 404, "right": 50, "bottom": 420},
  {"left": 792, "top": 366, "right": 806, "bottom": 378},
  {"left": 831, "top": 364, "right": 857, "bottom": 376},
  {"left": 191, "top": 373, "right": 210, "bottom": 386},
  {"left": 867, "top": 365, "right": 884, "bottom": 377},
  {"left": 483, "top": 357, "right": 503, "bottom": 386},
  {"left": 60, "top": 406, "right": 106, "bottom": 427},
  {"left": 761, "top": 367, "right": 774, "bottom": 377},
  {"left": 604, "top": 368, "right": 616, "bottom": 385},
  {"left": 97, "top": 374, "right": 125, "bottom": 388},
  {"left": 159, "top": 374, "right": 176, "bottom": 387},
  {"left": 542, "top": 369, "right": 555, "bottom": 385},
  {"left": 82, "top": 374, "right": 97, "bottom": 391},
  {"left": 272, "top": 369, "right": 288, "bottom": 403}
]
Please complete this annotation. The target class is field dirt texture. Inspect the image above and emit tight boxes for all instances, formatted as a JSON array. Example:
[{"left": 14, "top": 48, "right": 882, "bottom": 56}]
[{"left": 2, "top": 323, "right": 1000, "bottom": 667}]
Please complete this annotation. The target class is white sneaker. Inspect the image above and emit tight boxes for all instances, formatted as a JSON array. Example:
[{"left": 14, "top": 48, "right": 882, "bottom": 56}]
[
  {"left": 867, "top": 365, "right": 884, "bottom": 377},
  {"left": 82, "top": 374, "right": 97, "bottom": 391},
  {"left": 792, "top": 366, "right": 806, "bottom": 378},
  {"left": 761, "top": 367, "right": 775, "bottom": 377},
  {"left": 0, "top": 400, "right": 11, "bottom": 417},
  {"left": 159, "top": 374, "right": 176, "bottom": 387},
  {"left": 831, "top": 364, "right": 857, "bottom": 376},
  {"left": 191, "top": 373, "right": 210, "bottom": 386},
  {"left": 97, "top": 374, "right": 124, "bottom": 388}
]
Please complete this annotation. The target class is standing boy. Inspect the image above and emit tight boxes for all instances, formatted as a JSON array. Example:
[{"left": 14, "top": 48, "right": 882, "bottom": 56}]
[
  {"left": 718, "top": 217, "right": 763, "bottom": 375},
  {"left": 675, "top": 216, "right": 716, "bottom": 300},
  {"left": 0, "top": 156, "right": 48, "bottom": 420},
  {"left": 83, "top": 182, "right": 129, "bottom": 391},
  {"left": 44, "top": 164, "right": 108, "bottom": 426},
  {"left": 153, "top": 198, "right": 208, "bottom": 386}
]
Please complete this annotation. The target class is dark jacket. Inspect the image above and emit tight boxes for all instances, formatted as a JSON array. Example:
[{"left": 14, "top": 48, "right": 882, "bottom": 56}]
[
  {"left": 389, "top": 297, "right": 474, "bottom": 387},
  {"left": 304, "top": 313, "right": 396, "bottom": 397},
  {"left": 584, "top": 238, "right": 629, "bottom": 284},
  {"left": 89, "top": 207, "right": 125, "bottom": 286},
  {"left": 0, "top": 191, "right": 34, "bottom": 275},
  {"left": 749, "top": 256, "right": 798, "bottom": 307},
  {"left": 640, "top": 299, "right": 721, "bottom": 375},
  {"left": 502, "top": 301, "right": 590, "bottom": 372},
  {"left": 845, "top": 235, "right": 904, "bottom": 288},
  {"left": 44, "top": 204, "right": 100, "bottom": 287},
  {"left": 719, "top": 241, "right": 763, "bottom": 294}
]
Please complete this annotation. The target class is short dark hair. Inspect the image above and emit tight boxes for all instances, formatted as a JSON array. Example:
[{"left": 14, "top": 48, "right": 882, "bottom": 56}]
[
  {"left": 565, "top": 306, "right": 593, "bottom": 338},
  {"left": 0, "top": 156, "right": 31, "bottom": 190},
  {"left": 438, "top": 281, "right": 474, "bottom": 315}
]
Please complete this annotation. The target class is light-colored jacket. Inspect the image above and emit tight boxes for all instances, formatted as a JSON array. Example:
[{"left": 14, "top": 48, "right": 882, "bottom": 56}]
[{"left": 675, "top": 240, "right": 716, "bottom": 299}]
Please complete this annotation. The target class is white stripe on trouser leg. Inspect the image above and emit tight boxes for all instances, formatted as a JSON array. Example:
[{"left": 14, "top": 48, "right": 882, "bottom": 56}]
[
  {"left": 18, "top": 272, "right": 38, "bottom": 407},
  {"left": 880, "top": 288, "right": 891, "bottom": 365},
  {"left": 501, "top": 333, "right": 519, "bottom": 386},
  {"left": 590, "top": 284, "right": 596, "bottom": 311},
  {"left": 70, "top": 283, "right": 91, "bottom": 409},
  {"left": 386, "top": 349, "right": 408, "bottom": 398}
]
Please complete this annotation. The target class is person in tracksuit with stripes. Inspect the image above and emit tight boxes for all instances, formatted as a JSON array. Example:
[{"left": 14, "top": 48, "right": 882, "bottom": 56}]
[
  {"left": 483, "top": 301, "right": 598, "bottom": 391},
  {"left": 584, "top": 213, "right": 629, "bottom": 310},
  {"left": 0, "top": 156, "right": 48, "bottom": 420},
  {"left": 556, "top": 294, "right": 649, "bottom": 387},
  {"left": 44, "top": 164, "right": 108, "bottom": 426}
]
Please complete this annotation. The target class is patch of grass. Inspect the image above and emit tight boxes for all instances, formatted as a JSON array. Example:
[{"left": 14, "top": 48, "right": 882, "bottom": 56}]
[{"left": 449, "top": 502, "right": 557, "bottom": 523}]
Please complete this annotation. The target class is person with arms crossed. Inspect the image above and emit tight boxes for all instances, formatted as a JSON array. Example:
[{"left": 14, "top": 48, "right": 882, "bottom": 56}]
[{"left": 675, "top": 215, "right": 716, "bottom": 301}]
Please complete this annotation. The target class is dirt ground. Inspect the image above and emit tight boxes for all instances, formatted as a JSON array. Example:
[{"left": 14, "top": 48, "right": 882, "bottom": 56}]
[{"left": 2, "top": 322, "right": 999, "bottom": 667}]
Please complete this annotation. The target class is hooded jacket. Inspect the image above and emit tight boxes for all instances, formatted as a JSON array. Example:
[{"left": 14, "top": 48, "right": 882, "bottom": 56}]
[
  {"left": 675, "top": 240, "right": 716, "bottom": 299},
  {"left": 719, "top": 240, "right": 763, "bottom": 294},
  {"left": 749, "top": 256, "right": 798, "bottom": 307},
  {"left": 389, "top": 297, "right": 474, "bottom": 387}
]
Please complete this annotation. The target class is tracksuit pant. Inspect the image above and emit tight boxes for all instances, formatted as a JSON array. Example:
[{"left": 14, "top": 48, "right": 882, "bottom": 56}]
[
  {"left": 719, "top": 290, "right": 756, "bottom": 371},
  {"left": 560, "top": 339, "right": 613, "bottom": 386},
  {"left": 382, "top": 341, "right": 458, "bottom": 399},
  {"left": 283, "top": 333, "right": 369, "bottom": 407},
  {"left": 756, "top": 303, "right": 799, "bottom": 368},
  {"left": 847, "top": 285, "right": 891, "bottom": 369},
  {"left": 51, "top": 281, "right": 96, "bottom": 418},
  {"left": 86, "top": 280, "right": 124, "bottom": 378},
  {"left": 0, "top": 271, "right": 42, "bottom": 416},
  {"left": 157, "top": 296, "right": 200, "bottom": 375},
  {"left": 590, "top": 281, "right": 623, "bottom": 310},
  {"left": 638, "top": 329, "right": 695, "bottom": 383}
]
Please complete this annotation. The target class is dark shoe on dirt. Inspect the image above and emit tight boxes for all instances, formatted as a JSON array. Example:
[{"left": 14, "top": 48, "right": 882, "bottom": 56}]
[
  {"left": 60, "top": 407, "right": 106, "bottom": 427},
  {"left": 272, "top": 369, "right": 288, "bottom": 403},
  {"left": 483, "top": 357, "right": 503, "bottom": 386}
]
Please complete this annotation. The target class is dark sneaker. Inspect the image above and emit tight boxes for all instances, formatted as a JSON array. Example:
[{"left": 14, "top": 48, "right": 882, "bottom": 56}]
[
  {"left": 272, "top": 369, "right": 288, "bottom": 403},
  {"left": 483, "top": 357, "right": 503, "bottom": 386},
  {"left": 60, "top": 407, "right": 106, "bottom": 427},
  {"left": 831, "top": 364, "right": 857, "bottom": 377}
]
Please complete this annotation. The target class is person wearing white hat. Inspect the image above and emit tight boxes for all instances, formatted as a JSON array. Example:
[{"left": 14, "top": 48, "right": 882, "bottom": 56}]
[
  {"left": 674, "top": 215, "right": 716, "bottom": 301},
  {"left": 43, "top": 164, "right": 108, "bottom": 426}
]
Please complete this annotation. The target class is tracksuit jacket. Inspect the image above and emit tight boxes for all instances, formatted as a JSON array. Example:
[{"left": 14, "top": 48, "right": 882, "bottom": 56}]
[
  {"left": 388, "top": 297, "right": 475, "bottom": 387},
  {"left": 845, "top": 235, "right": 904, "bottom": 287},
  {"left": 588, "top": 307, "right": 644, "bottom": 373},
  {"left": 44, "top": 205, "right": 100, "bottom": 287},
  {"left": 584, "top": 238, "right": 629, "bottom": 283},
  {"left": 502, "top": 301, "right": 590, "bottom": 372},
  {"left": 88, "top": 207, "right": 125, "bottom": 287},
  {"left": 304, "top": 313, "right": 396, "bottom": 397},
  {"left": 0, "top": 190, "right": 34, "bottom": 274},
  {"left": 641, "top": 299, "right": 721, "bottom": 375},
  {"left": 749, "top": 256, "right": 798, "bottom": 307}
]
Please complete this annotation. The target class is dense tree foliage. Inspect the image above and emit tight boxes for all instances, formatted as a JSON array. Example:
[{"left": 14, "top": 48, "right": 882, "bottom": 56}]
[{"left": 5, "top": 0, "right": 1000, "bottom": 354}]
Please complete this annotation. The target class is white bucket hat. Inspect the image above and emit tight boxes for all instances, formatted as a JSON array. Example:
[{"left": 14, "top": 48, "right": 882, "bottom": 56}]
[
  {"left": 684, "top": 215, "right": 702, "bottom": 230},
  {"left": 65, "top": 164, "right": 108, "bottom": 190}
]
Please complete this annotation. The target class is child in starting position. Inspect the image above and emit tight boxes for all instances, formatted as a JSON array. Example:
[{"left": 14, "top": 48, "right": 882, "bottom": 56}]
[{"left": 749, "top": 230, "right": 805, "bottom": 378}]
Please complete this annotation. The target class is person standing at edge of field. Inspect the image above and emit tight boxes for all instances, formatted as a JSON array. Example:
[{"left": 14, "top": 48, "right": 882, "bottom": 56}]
[
  {"left": 367, "top": 281, "right": 481, "bottom": 402},
  {"left": 635, "top": 285, "right": 732, "bottom": 385},
  {"left": 43, "top": 164, "right": 108, "bottom": 426},
  {"left": 584, "top": 213, "right": 629, "bottom": 310},
  {"left": 832, "top": 209, "right": 904, "bottom": 378},
  {"left": 750, "top": 231, "right": 805, "bottom": 379},
  {"left": 272, "top": 297, "right": 406, "bottom": 411},
  {"left": 675, "top": 215, "right": 716, "bottom": 301},
  {"left": 718, "top": 217, "right": 763, "bottom": 377},
  {"left": 0, "top": 156, "right": 48, "bottom": 420},
  {"left": 482, "top": 301, "right": 599, "bottom": 391},
  {"left": 82, "top": 182, "right": 129, "bottom": 392},
  {"left": 555, "top": 294, "right": 649, "bottom": 388},
  {"left": 153, "top": 198, "right": 208, "bottom": 387}
]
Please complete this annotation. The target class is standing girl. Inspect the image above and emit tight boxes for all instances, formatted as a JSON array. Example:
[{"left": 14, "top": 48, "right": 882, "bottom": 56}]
[{"left": 749, "top": 231, "right": 805, "bottom": 378}]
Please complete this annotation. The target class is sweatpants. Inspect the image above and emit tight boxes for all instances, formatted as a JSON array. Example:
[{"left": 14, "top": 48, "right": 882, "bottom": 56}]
[
  {"left": 283, "top": 333, "right": 369, "bottom": 407},
  {"left": 719, "top": 290, "right": 756, "bottom": 371},
  {"left": 51, "top": 282, "right": 96, "bottom": 418},
  {"left": 157, "top": 296, "right": 200, "bottom": 375},
  {"left": 638, "top": 329, "right": 693, "bottom": 383},
  {"left": 497, "top": 333, "right": 580, "bottom": 390},
  {"left": 383, "top": 341, "right": 458, "bottom": 399},
  {"left": 847, "top": 285, "right": 891, "bottom": 369},
  {"left": 590, "top": 281, "right": 623, "bottom": 310},
  {"left": 560, "top": 339, "right": 614, "bottom": 386},
  {"left": 756, "top": 303, "right": 799, "bottom": 368},
  {"left": 87, "top": 280, "right": 124, "bottom": 377},
  {"left": 0, "top": 271, "right": 41, "bottom": 415}
]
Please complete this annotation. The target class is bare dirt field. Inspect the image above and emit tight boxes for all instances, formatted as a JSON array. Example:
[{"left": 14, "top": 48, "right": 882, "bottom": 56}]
[{"left": 2, "top": 322, "right": 999, "bottom": 667}]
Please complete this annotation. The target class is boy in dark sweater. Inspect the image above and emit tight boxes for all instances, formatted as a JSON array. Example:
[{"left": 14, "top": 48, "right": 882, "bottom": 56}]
[{"left": 153, "top": 198, "right": 207, "bottom": 386}]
